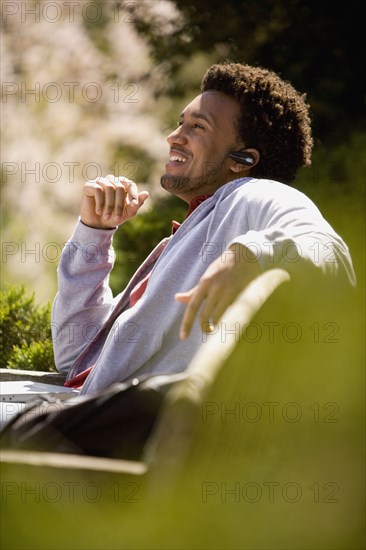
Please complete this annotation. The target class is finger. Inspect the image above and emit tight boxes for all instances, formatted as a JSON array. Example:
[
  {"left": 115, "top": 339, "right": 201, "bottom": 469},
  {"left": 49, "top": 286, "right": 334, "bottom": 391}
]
[
  {"left": 137, "top": 190, "right": 149, "bottom": 206},
  {"left": 126, "top": 179, "right": 139, "bottom": 206},
  {"left": 209, "top": 294, "right": 234, "bottom": 328},
  {"left": 116, "top": 177, "right": 137, "bottom": 206},
  {"left": 199, "top": 285, "right": 232, "bottom": 324},
  {"left": 126, "top": 190, "right": 149, "bottom": 218},
  {"left": 179, "top": 286, "right": 206, "bottom": 340},
  {"left": 98, "top": 178, "right": 117, "bottom": 220},
  {"left": 84, "top": 181, "right": 105, "bottom": 215},
  {"left": 134, "top": 191, "right": 149, "bottom": 212},
  {"left": 199, "top": 293, "right": 220, "bottom": 333},
  {"left": 105, "top": 176, "right": 133, "bottom": 221},
  {"left": 104, "top": 175, "right": 127, "bottom": 219},
  {"left": 113, "top": 184, "right": 127, "bottom": 221},
  {"left": 175, "top": 288, "right": 196, "bottom": 303}
]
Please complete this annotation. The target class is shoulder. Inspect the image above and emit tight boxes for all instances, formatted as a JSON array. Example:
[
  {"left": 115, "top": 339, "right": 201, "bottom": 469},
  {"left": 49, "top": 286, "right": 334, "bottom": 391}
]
[
  {"left": 231, "top": 177, "right": 310, "bottom": 201},
  {"left": 225, "top": 177, "right": 321, "bottom": 213}
]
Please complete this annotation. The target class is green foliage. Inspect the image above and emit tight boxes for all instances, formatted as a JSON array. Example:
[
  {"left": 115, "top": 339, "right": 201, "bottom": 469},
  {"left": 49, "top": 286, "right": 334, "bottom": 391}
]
[
  {"left": 0, "top": 285, "right": 55, "bottom": 371},
  {"left": 294, "top": 132, "right": 365, "bottom": 274},
  {"left": 131, "top": 0, "right": 364, "bottom": 141},
  {"left": 7, "top": 340, "right": 55, "bottom": 372},
  {"left": 111, "top": 144, "right": 156, "bottom": 185}
]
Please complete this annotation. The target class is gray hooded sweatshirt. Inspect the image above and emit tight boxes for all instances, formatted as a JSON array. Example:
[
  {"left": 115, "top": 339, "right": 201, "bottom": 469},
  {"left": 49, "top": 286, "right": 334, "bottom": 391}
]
[{"left": 52, "top": 177, "right": 355, "bottom": 394}]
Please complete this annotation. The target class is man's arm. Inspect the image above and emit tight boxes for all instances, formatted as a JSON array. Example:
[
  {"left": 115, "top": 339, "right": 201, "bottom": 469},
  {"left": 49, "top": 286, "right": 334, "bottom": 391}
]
[
  {"left": 52, "top": 176, "right": 149, "bottom": 374},
  {"left": 175, "top": 180, "right": 355, "bottom": 340}
]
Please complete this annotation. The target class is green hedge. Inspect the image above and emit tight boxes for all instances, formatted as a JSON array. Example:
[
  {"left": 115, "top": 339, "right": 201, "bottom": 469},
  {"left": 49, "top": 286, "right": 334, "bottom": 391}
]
[{"left": 0, "top": 285, "right": 56, "bottom": 371}]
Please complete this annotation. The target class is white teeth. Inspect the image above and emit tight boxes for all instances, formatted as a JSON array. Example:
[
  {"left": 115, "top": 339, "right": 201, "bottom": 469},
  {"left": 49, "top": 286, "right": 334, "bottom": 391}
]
[{"left": 170, "top": 155, "right": 187, "bottom": 163}]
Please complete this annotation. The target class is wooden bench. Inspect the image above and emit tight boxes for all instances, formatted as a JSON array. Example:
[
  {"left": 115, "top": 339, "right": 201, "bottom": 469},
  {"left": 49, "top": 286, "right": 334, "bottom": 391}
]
[{"left": 0, "top": 268, "right": 290, "bottom": 483}]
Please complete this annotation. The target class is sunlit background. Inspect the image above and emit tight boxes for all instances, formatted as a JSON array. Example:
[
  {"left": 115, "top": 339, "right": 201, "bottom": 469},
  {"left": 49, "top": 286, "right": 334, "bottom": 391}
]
[
  {"left": 1, "top": 1, "right": 365, "bottom": 548},
  {"left": 2, "top": 1, "right": 180, "bottom": 302},
  {"left": 2, "top": 0, "right": 364, "bottom": 304}
]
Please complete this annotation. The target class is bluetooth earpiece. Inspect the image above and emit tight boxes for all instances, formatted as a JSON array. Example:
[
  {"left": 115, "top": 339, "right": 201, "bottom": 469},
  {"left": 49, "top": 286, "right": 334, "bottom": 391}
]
[{"left": 229, "top": 150, "right": 256, "bottom": 165}]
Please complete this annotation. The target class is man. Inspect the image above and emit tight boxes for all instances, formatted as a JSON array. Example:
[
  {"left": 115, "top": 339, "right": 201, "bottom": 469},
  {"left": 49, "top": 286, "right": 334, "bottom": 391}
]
[{"left": 52, "top": 62, "right": 355, "bottom": 395}]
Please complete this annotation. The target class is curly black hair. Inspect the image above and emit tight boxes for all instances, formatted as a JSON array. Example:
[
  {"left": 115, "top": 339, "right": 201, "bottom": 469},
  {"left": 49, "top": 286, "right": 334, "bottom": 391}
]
[{"left": 201, "top": 62, "right": 313, "bottom": 184}]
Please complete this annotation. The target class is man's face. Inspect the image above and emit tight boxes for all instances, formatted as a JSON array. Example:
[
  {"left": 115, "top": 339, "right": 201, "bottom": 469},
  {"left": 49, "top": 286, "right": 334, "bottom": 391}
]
[{"left": 161, "top": 90, "right": 242, "bottom": 202}]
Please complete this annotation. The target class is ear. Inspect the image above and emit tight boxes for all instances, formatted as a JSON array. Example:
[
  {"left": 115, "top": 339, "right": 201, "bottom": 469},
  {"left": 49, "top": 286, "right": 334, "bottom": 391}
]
[{"left": 229, "top": 148, "right": 260, "bottom": 174}]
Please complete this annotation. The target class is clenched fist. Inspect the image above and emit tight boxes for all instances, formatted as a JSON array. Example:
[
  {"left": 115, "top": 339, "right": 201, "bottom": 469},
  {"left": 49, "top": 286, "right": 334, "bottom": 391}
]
[{"left": 80, "top": 175, "right": 149, "bottom": 229}]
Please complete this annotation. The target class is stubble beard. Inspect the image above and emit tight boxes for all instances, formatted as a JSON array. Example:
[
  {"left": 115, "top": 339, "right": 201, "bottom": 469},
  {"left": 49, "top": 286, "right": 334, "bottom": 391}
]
[{"left": 160, "top": 157, "right": 229, "bottom": 196}]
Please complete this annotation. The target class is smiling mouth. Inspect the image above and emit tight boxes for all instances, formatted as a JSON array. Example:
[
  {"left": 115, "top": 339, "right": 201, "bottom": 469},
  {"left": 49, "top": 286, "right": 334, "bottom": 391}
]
[
  {"left": 167, "top": 148, "right": 192, "bottom": 165},
  {"left": 166, "top": 153, "right": 191, "bottom": 171},
  {"left": 169, "top": 154, "right": 187, "bottom": 163}
]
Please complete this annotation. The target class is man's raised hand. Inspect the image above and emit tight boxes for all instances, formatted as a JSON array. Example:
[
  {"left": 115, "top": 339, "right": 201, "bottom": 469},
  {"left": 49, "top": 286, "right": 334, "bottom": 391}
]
[{"left": 80, "top": 175, "right": 149, "bottom": 229}]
